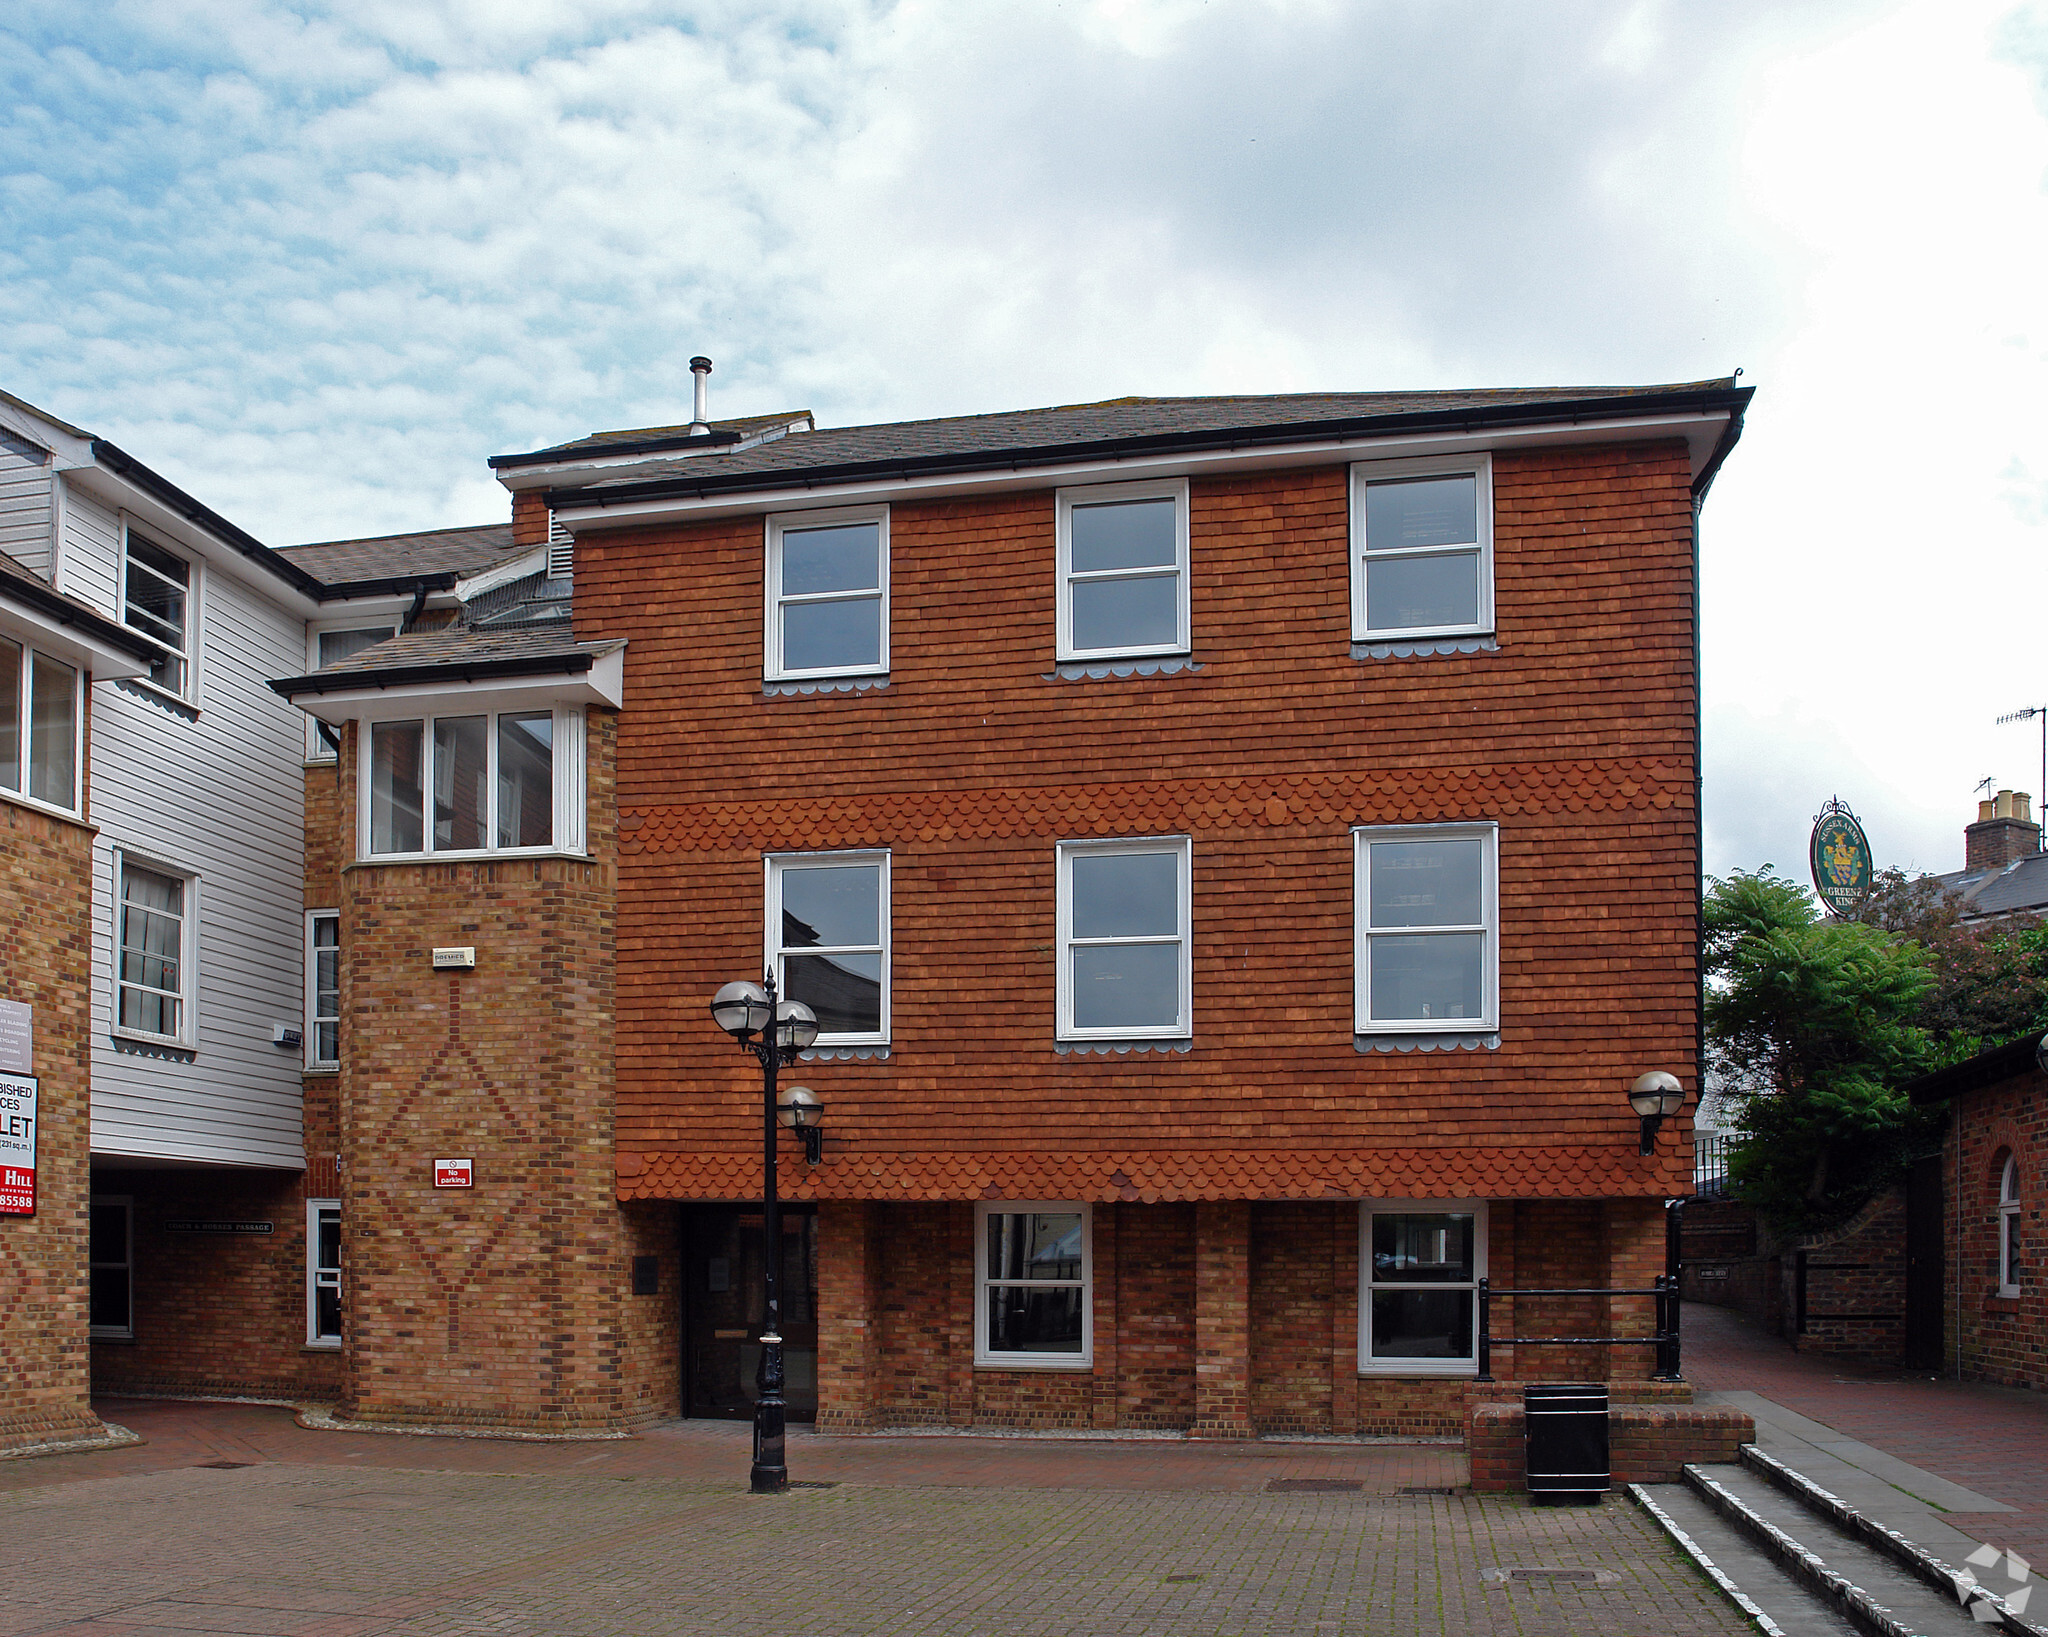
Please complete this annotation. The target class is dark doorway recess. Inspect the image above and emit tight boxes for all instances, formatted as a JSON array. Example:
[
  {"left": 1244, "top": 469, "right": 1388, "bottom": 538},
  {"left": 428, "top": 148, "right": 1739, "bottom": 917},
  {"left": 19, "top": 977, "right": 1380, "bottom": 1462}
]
[
  {"left": 682, "top": 1204, "right": 819, "bottom": 1422},
  {"left": 1905, "top": 1153, "right": 1945, "bottom": 1371}
]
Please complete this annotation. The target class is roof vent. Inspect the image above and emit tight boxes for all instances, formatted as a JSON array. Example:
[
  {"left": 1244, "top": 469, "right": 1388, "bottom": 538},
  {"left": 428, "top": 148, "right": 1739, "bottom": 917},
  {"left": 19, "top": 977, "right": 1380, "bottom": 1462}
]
[
  {"left": 689, "top": 356, "right": 713, "bottom": 435},
  {"left": 547, "top": 509, "right": 573, "bottom": 580}
]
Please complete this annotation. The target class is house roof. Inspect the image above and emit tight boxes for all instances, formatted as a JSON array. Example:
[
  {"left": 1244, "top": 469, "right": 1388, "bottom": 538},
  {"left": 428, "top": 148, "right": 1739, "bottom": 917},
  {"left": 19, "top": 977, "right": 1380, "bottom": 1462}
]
[
  {"left": 542, "top": 380, "right": 1750, "bottom": 509},
  {"left": 1932, "top": 852, "right": 2048, "bottom": 921},
  {"left": 278, "top": 523, "right": 523, "bottom": 590},
  {"left": 268, "top": 623, "right": 620, "bottom": 698},
  {"left": 489, "top": 411, "right": 815, "bottom": 471}
]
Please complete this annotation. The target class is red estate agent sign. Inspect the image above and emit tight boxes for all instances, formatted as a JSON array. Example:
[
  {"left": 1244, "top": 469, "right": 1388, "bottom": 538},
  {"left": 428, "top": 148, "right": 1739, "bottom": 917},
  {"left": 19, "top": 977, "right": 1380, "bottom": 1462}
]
[
  {"left": 0, "top": 1073, "right": 37, "bottom": 1216},
  {"left": 433, "top": 1157, "right": 473, "bottom": 1189}
]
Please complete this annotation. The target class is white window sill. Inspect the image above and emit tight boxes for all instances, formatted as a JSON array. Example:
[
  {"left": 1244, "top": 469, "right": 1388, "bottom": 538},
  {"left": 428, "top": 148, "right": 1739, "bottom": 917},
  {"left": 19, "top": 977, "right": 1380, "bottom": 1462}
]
[
  {"left": 89, "top": 1330, "right": 135, "bottom": 1343},
  {"left": 1357, "top": 1363, "right": 1479, "bottom": 1378},
  {"left": 973, "top": 1356, "right": 1094, "bottom": 1372},
  {"left": 1353, "top": 624, "right": 1493, "bottom": 644},
  {"left": 1354, "top": 1021, "right": 1496, "bottom": 1036},
  {"left": 1997, "top": 1286, "right": 2022, "bottom": 1299},
  {"left": 304, "top": 1064, "right": 340, "bottom": 1076},
  {"left": 357, "top": 847, "right": 587, "bottom": 865},
  {"left": 116, "top": 676, "right": 199, "bottom": 715},
  {"left": 304, "top": 1340, "right": 343, "bottom": 1352},
  {"left": 1056, "top": 1030, "right": 1192, "bottom": 1046},
  {"left": 1055, "top": 647, "right": 1190, "bottom": 666},
  {"left": 111, "top": 1026, "right": 194, "bottom": 1052},
  {"left": 0, "top": 786, "right": 88, "bottom": 828}
]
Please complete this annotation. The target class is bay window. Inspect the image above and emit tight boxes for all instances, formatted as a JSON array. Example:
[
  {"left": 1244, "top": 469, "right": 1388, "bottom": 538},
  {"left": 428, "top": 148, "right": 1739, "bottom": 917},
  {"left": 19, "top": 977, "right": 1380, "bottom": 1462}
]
[
  {"left": 0, "top": 635, "right": 79, "bottom": 812},
  {"left": 364, "top": 708, "right": 580, "bottom": 858}
]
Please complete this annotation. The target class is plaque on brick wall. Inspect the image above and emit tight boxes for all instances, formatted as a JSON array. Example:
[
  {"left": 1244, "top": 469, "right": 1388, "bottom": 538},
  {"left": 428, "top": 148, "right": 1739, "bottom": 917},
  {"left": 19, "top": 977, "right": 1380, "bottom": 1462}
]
[
  {"left": 165, "top": 1220, "right": 274, "bottom": 1234},
  {"left": 0, "top": 1073, "right": 36, "bottom": 1216},
  {"left": 0, "top": 1000, "right": 32, "bottom": 1075},
  {"left": 433, "top": 1157, "right": 474, "bottom": 1188}
]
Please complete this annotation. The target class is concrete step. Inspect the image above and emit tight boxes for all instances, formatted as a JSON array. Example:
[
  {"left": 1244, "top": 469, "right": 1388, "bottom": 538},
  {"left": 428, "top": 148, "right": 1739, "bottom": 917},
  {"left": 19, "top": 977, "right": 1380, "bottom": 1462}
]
[{"left": 1634, "top": 1450, "right": 2042, "bottom": 1637}]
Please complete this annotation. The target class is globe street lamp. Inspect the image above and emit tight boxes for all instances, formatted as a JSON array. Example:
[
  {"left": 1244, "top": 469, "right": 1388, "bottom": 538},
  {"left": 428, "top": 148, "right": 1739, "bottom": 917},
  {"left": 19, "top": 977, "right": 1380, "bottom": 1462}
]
[
  {"left": 709, "top": 972, "right": 825, "bottom": 1494},
  {"left": 1629, "top": 1070, "right": 1686, "bottom": 1155}
]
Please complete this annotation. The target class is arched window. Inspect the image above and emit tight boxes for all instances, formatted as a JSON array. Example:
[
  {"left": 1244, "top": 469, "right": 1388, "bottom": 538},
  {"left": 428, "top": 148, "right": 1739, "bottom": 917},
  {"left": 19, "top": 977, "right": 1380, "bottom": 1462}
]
[{"left": 1999, "top": 1153, "right": 2021, "bottom": 1297}]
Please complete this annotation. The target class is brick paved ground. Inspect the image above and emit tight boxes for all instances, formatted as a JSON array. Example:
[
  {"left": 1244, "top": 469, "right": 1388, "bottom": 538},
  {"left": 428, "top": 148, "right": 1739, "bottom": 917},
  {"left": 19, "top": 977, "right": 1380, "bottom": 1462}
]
[
  {"left": 0, "top": 1401, "right": 1749, "bottom": 1636},
  {"left": 1687, "top": 1300, "right": 2048, "bottom": 1566}
]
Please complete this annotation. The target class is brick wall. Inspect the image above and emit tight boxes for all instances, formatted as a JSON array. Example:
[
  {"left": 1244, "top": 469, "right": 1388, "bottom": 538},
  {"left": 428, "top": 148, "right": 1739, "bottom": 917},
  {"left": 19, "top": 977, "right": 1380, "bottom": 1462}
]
[
  {"left": 1469, "top": 1403, "right": 1752, "bottom": 1491},
  {"left": 91, "top": 1170, "right": 343, "bottom": 1400},
  {"left": 1118, "top": 1202, "right": 1196, "bottom": 1429},
  {"left": 334, "top": 710, "right": 654, "bottom": 1430},
  {"left": 1947, "top": 1073, "right": 2048, "bottom": 1388},
  {"left": 873, "top": 1201, "right": 962, "bottom": 1425},
  {"left": 1784, "top": 1190, "right": 1907, "bottom": 1363},
  {"left": 586, "top": 444, "right": 1699, "bottom": 1195},
  {"left": 1251, "top": 1201, "right": 1335, "bottom": 1435},
  {"left": 0, "top": 798, "right": 103, "bottom": 1453}
]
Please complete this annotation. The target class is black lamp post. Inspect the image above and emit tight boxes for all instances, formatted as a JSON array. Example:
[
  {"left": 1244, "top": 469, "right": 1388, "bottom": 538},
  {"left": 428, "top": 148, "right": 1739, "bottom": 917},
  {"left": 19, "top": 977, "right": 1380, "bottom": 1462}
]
[
  {"left": 710, "top": 971, "right": 825, "bottom": 1494},
  {"left": 1630, "top": 1071, "right": 1686, "bottom": 1155}
]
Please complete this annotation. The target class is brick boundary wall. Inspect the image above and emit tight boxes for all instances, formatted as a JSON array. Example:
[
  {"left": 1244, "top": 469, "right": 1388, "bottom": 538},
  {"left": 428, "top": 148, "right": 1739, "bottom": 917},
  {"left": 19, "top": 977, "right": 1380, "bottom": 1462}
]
[{"left": 1468, "top": 1403, "right": 1752, "bottom": 1492}]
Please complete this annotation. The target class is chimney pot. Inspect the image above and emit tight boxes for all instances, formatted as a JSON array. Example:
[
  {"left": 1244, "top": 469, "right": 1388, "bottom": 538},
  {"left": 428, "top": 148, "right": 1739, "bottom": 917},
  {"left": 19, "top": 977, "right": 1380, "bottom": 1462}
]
[
  {"left": 1998, "top": 789, "right": 2018, "bottom": 819},
  {"left": 689, "top": 356, "right": 713, "bottom": 436},
  {"left": 1981, "top": 799, "right": 1998, "bottom": 822},
  {"left": 1968, "top": 788, "right": 2044, "bottom": 871}
]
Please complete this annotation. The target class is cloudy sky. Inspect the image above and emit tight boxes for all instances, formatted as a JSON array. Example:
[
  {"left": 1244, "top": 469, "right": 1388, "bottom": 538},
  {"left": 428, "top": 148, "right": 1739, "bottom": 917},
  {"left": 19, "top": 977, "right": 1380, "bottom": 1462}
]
[{"left": 5, "top": 0, "right": 2046, "bottom": 878}]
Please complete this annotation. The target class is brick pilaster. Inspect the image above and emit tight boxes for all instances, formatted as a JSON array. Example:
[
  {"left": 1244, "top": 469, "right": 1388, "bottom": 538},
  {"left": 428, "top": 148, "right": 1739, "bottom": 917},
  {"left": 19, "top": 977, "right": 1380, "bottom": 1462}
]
[
  {"left": 1192, "top": 1199, "right": 1252, "bottom": 1438},
  {"left": 1331, "top": 1205, "right": 1358, "bottom": 1435},
  {"left": 946, "top": 1203, "right": 974, "bottom": 1427},
  {"left": 815, "top": 1201, "right": 876, "bottom": 1430},
  {"left": 1092, "top": 1203, "right": 1119, "bottom": 1429}
]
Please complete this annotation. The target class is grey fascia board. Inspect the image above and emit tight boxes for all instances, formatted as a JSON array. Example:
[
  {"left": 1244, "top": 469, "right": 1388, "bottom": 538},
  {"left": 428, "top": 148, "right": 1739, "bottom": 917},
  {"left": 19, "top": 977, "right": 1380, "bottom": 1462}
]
[
  {"left": 489, "top": 428, "right": 742, "bottom": 470},
  {"left": 311, "top": 572, "right": 460, "bottom": 602},
  {"left": 269, "top": 650, "right": 596, "bottom": 698},
  {"left": 541, "top": 386, "right": 1756, "bottom": 511}
]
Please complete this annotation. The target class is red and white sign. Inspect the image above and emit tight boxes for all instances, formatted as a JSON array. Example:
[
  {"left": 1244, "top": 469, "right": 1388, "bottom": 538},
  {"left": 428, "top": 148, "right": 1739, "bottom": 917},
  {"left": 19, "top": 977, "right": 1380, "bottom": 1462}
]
[
  {"left": 432, "top": 1157, "right": 473, "bottom": 1189},
  {"left": 0, "top": 1073, "right": 37, "bottom": 1216}
]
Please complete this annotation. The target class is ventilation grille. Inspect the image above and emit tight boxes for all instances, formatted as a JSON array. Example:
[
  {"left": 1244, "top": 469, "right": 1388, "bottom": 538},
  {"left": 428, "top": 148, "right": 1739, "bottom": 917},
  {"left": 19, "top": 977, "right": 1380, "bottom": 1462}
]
[{"left": 547, "top": 511, "right": 574, "bottom": 580}]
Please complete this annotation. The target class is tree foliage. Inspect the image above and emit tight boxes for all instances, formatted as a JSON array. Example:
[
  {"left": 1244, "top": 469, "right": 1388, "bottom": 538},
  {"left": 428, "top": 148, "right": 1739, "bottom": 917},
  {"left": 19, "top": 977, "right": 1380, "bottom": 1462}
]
[{"left": 1705, "top": 867, "right": 1943, "bottom": 1232}]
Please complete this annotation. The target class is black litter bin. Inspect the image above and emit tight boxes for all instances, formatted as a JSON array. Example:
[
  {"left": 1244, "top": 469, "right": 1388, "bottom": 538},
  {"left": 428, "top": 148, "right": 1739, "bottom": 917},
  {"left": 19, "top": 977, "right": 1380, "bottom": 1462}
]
[{"left": 1523, "top": 1383, "right": 1608, "bottom": 1504}]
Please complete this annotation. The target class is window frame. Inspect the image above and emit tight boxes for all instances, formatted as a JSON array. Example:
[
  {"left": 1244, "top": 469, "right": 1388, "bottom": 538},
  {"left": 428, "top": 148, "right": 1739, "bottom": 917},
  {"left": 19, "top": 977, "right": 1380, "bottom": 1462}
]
[
  {"left": 89, "top": 1194, "right": 134, "bottom": 1340},
  {"left": 118, "top": 518, "right": 197, "bottom": 701},
  {"left": 112, "top": 852, "right": 198, "bottom": 1049},
  {"left": 305, "top": 621, "right": 398, "bottom": 759},
  {"left": 1055, "top": 835, "right": 1193, "bottom": 1042},
  {"left": 1349, "top": 453, "right": 1494, "bottom": 642},
  {"left": 1055, "top": 477, "right": 1191, "bottom": 662},
  {"left": 2000, "top": 1153, "right": 2021, "bottom": 1297},
  {"left": 0, "top": 632, "right": 84, "bottom": 818},
  {"left": 763, "top": 505, "right": 891, "bottom": 682},
  {"left": 357, "top": 705, "right": 585, "bottom": 861},
  {"left": 305, "top": 910, "right": 340, "bottom": 1071},
  {"left": 1357, "top": 1199, "right": 1489, "bottom": 1377},
  {"left": 1353, "top": 822, "right": 1499, "bottom": 1035},
  {"left": 763, "top": 849, "right": 891, "bottom": 1047},
  {"left": 974, "top": 1200, "right": 1093, "bottom": 1370},
  {"left": 306, "top": 1197, "right": 342, "bottom": 1347}
]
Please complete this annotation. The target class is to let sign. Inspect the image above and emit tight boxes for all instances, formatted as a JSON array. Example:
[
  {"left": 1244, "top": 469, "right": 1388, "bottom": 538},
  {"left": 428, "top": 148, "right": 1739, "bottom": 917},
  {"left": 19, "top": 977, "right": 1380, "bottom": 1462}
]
[
  {"left": 433, "top": 1157, "right": 473, "bottom": 1189},
  {"left": 0, "top": 1072, "right": 37, "bottom": 1216}
]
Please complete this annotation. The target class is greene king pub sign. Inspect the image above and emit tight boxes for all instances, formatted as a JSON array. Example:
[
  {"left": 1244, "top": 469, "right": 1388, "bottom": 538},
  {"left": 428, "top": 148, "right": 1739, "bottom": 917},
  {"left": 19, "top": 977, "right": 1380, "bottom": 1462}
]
[{"left": 1810, "top": 797, "right": 1874, "bottom": 915}]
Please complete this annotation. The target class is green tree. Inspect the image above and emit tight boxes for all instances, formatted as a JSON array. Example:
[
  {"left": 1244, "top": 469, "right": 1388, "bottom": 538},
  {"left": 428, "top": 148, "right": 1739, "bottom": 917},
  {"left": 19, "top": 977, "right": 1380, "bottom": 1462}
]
[{"left": 1705, "top": 867, "right": 1942, "bottom": 1232}]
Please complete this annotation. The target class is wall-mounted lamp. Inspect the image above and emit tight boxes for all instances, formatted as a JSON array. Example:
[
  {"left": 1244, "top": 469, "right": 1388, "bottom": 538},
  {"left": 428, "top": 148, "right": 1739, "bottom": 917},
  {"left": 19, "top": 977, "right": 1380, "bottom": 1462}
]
[
  {"left": 1629, "top": 1071, "right": 1686, "bottom": 1155},
  {"left": 777, "top": 1085, "right": 825, "bottom": 1164}
]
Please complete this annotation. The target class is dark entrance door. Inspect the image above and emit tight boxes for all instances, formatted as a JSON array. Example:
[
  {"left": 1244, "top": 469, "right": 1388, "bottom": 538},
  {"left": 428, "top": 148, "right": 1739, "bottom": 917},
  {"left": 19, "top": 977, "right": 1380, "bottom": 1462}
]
[
  {"left": 1905, "top": 1153, "right": 1945, "bottom": 1371},
  {"left": 682, "top": 1204, "right": 819, "bottom": 1421}
]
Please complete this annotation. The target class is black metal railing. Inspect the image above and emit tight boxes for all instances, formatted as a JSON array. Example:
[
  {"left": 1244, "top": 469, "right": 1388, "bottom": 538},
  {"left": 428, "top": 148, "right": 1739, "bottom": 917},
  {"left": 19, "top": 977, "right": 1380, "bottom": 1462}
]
[
  {"left": 1475, "top": 1276, "right": 1682, "bottom": 1381},
  {"left": 1474, "top": 1198, "right": 1685, "bottom": 1382},
  {"left": 1694, "top": 1132, "right": 1732, "bottom": 1190}
]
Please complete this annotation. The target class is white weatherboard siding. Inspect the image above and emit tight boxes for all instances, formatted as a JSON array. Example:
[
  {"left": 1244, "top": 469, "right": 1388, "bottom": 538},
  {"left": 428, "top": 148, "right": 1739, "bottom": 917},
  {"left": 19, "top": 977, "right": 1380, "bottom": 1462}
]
[
  {"left": 59, "top": 483, "right": 120, "bottom": 615},
  {"left": 0, "top": 440, "right": 53, "bottom": 576},
  {"left": 87, "top": 546, "right": 307, "bottom": 1169}
]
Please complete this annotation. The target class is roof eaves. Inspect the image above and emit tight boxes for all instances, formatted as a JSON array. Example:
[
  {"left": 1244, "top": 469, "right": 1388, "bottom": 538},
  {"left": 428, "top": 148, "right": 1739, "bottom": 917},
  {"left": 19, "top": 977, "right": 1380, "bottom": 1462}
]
[
  {"left": 488, "top": 428, "right": 743, "bottom": 470},
  {"left": 1905, "top": 1033, "right": 2046, "bottom": 1104},
  {"left": 313, "top": 572, "right": 460, "bottom": 602},
  {"left": 0, "top": 569, "right": 162, "bottom": 665},
  {"left": 268, "top": 649, "right": 597, "bottom": 699},
  {"left": 90, "top": 440, "right": 326, "bottom": 599},
  {"left": 544, "top": 384, "right": 1755, "bottom": 512}
]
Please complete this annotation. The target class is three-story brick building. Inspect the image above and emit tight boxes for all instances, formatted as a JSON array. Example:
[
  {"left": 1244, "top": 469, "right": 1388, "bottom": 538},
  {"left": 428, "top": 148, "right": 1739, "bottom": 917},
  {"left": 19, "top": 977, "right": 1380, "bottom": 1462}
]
[{"left": 273, "top": 379, "right": 1748, "bottom": 1438}]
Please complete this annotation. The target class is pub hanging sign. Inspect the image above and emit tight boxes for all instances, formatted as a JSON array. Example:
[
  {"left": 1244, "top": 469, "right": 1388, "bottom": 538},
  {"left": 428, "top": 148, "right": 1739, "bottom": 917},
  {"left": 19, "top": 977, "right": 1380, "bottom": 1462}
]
[{"left": 1809, "top": 797, "right": 1874, "bottom": 915}]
